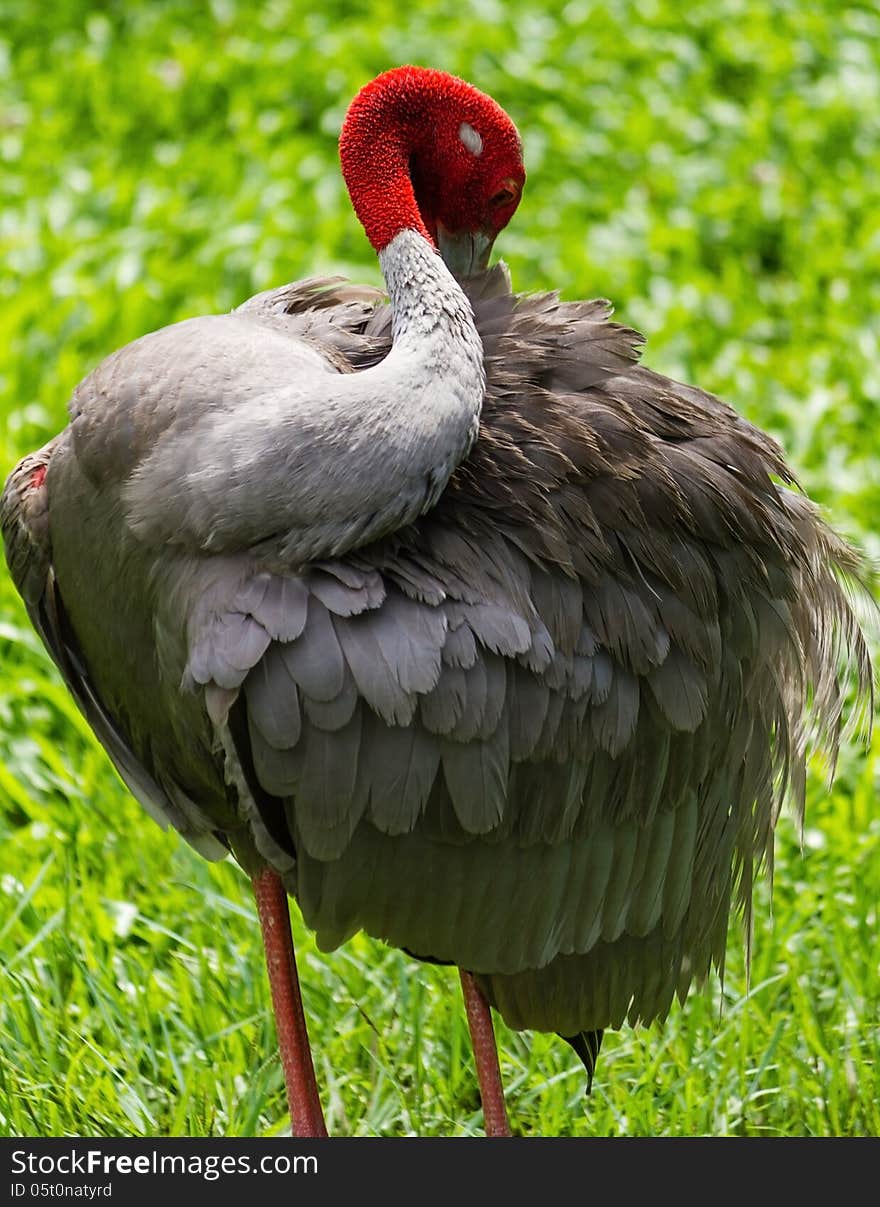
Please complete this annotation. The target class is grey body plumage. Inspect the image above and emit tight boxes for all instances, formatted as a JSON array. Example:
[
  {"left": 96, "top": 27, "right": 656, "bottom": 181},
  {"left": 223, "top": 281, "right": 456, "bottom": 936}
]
[{"left": 2, "top": 249, "right": 873, "bottom": 1085}]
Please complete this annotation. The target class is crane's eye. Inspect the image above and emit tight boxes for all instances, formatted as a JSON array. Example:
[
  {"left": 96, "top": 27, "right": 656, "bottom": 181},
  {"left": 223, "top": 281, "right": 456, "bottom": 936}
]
[{"left": 489, "top": 183, "right": 518, "bottom": 208}]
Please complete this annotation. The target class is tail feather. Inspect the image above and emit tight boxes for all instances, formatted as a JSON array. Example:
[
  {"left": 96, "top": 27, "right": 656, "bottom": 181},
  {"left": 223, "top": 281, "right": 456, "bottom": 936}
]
[{"left": 558, "top": 1029, "right": 604, "bottom": 1095}]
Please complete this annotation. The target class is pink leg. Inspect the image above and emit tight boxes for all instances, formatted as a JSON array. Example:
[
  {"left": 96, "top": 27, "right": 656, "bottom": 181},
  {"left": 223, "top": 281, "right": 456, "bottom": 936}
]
[
  {"left": 459, "top": 970, "right": 512, "bottom": 1137},
  {"left": 253, "top": 869, "right": 328, "bottom": 1138}
]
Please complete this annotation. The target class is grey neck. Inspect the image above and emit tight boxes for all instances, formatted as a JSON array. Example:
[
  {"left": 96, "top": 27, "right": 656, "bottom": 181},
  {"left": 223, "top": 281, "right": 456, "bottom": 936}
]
[
  {"left": 301, "top": 227, "right": 485, "bottom": 556},
  {"left": 344, "top": 227, "right": 485, "bottom": 519},
  {"left": 119, "top": 229, "right": 486, "bottom": 566},
  {"left": 380, "top": 228, "right": 484, "bottom": 356}
]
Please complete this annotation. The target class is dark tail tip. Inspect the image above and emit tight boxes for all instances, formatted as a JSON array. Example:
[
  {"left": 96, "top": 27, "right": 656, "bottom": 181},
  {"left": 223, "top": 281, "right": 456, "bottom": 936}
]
[{"left": 558, "top": 1030, "right": 604, "bottom": 1096}]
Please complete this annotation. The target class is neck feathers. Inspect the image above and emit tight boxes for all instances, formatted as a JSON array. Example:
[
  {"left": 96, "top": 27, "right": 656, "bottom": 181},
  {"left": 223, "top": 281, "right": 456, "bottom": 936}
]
[{"left": 339, "top": 72, "right": 434, "bottom": 252}]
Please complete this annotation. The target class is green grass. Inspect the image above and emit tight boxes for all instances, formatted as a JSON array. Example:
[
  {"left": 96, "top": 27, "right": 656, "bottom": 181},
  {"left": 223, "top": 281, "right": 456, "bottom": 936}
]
[{"left": 1, "top": 0, "right": 878, "bottom": 1137}]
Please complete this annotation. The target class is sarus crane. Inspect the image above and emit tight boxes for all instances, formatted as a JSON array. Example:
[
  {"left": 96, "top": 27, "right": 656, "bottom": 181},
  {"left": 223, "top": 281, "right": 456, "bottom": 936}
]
[{"left": 2, "top": 66, "right": 874, "bottom": 1138}]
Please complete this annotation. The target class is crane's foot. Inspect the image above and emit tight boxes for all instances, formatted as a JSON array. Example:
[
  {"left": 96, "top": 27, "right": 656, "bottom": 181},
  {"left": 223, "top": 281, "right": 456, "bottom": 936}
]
[
  {"left": 459, "top": 969, "right": 512, "bottom": 1137},
  {"left": 253, "top": 868, "right": 328, "bottom": 1137}
]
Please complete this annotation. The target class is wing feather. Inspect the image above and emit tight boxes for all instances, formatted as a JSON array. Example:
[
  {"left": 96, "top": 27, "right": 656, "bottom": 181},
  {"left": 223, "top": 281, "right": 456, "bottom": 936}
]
[{"left": 10, "top": 264, "right": 871, "bottom": 1049}]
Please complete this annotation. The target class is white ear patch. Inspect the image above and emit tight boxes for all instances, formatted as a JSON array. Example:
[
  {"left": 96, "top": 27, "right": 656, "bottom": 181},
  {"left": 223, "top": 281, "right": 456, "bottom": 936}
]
[{"left": 458, "top": 121, "right": 483, "bottom": 156}]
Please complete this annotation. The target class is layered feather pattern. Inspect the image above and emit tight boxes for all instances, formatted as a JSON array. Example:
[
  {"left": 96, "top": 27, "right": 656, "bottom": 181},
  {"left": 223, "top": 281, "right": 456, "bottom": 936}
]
[{"left": 4, "top": 268, "right": 874, "bottom": 1041}]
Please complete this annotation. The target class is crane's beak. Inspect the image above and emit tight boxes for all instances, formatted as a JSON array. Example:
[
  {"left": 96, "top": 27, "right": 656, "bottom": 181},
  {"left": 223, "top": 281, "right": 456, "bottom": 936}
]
[{"left": 437, "top": 225, "right": 495, "bottom": 279}]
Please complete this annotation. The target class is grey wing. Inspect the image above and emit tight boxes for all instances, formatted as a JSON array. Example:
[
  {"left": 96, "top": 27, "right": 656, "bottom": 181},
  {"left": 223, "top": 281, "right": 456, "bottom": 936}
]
[
  {"left": 14, "top": 266, "right": 870, "bottom": 1042},
  {"left": 176, "top": 271, "right": 874, "bottom": 1032},
  {"left": 1, "top": 443, "right": 227, "bottom": 860},
  {"left": 179, "top": 483, "right": 872, "bottom": 1034},
  {"left": 234, "top": 274, "right": 388, "bottom": 366}
]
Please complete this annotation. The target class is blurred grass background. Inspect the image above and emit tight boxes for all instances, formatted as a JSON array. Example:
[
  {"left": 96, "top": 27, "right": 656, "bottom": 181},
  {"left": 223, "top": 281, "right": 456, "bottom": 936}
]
[{"left": 1, "top": 0, "right": 878, "bottom": 1137}]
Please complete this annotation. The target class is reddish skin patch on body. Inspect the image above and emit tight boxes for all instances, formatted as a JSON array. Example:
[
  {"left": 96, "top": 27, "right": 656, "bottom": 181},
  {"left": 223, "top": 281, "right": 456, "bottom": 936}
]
[
  {"left": 339, "top": 65, "right": 525, "bottom": 254},
  {"left": 29, "top": 464, "right": 47, "bottom": 491}
]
